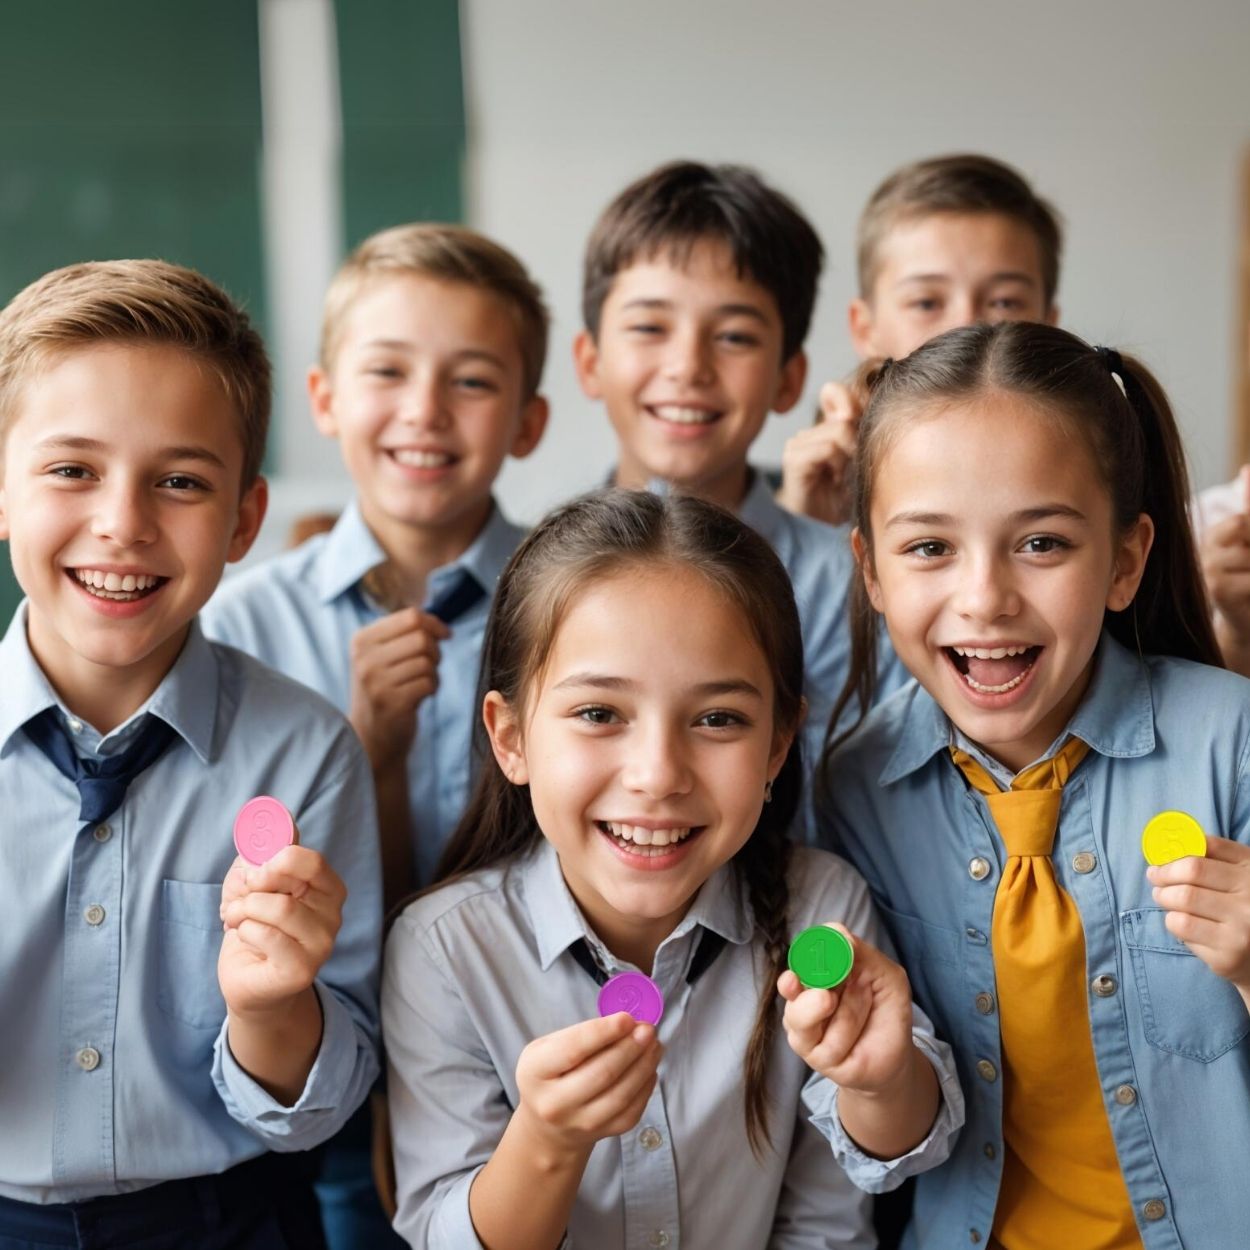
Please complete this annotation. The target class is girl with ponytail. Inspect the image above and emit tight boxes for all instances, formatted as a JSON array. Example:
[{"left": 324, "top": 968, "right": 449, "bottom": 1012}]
[
  {"left": 819, "top": 321, "right": 1250, "bottom": 1249},
  {"left": 383, "top": 489, "right": 959, "bottom": 1249}
]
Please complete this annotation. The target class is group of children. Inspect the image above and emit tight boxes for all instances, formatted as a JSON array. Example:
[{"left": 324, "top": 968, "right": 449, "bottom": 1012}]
[{"left": 1, "top": 151, "right": 1248, "bottom": 1250}]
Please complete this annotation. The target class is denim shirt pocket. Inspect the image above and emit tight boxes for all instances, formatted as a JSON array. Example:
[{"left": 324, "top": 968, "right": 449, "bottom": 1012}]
[
  {"left": 158, "top": 879, "right": 228, "bottom": 1030},
  {"left": 878, "top": 902, "right": 962, "bottom": 1008},
  {"left": 1122, "top": 907, "right": 1250, "bottom": 1061}
]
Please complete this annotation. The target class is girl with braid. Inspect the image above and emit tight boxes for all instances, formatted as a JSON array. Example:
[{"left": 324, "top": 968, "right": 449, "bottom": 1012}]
[{"left": 382, "top": 490, "right": 961, "bottom": 1249}]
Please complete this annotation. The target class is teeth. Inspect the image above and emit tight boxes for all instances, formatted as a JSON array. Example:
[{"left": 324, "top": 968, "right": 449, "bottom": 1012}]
[
  {"left": 392, "top": 449, "right": 454, "bottom": 468},
  {"left": 652, "top": 405, "right": 718, "bottom": 426},
  {"left": 962, "top": 669, "right": 1031, "bottom": 694},
  {"left": 603, "top": 822, "right": 693, "bottom": 850},
  {"left": 73, "top": 570, "right": 160, "bottom": 600},
  {"left": 951, "top": 644, "right": 1032, "bottom": 660}
]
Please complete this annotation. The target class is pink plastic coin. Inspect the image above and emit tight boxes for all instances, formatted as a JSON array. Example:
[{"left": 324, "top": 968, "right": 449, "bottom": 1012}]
[
  {"left": 597, "top": 972, "right": 664, "bottom": 1025},
  {"left": 233, "top": 796, "right": 296, "bottom": 866}
]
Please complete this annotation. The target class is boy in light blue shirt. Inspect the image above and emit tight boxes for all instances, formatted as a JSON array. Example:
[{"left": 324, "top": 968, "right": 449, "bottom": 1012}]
[{"left": 0, "top": 260, "right": 381, "bottom": 1249}]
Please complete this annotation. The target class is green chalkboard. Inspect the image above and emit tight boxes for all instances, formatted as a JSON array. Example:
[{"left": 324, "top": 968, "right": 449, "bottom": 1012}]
[{"left": 0, "top": 1, "right": 266, "bottom": 631}]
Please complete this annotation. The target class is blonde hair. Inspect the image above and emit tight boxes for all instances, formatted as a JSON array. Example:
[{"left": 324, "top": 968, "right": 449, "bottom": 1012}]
[
  {"left": 0, "top": 259, "right": 270, "bottom": 484},
  {"left": 856, "top": 153, "right": 1063, "bottom": 308},
  {"left": 319, "top": 223, "right": 549, "bottom": 398}
]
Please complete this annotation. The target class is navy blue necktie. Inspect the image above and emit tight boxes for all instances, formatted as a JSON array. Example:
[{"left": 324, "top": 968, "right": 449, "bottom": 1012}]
[
  {"left": 425, "top": 568, "right": 486, "bottom": 625},
  {"left": 23, "top": 707, "right": 177, "bottom": 825}
]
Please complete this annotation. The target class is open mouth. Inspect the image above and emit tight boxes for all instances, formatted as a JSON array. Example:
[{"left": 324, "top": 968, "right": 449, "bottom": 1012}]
[
  {"left": 388, "top": 449, "right": 458, "bottom": 469},
  {"left": 648, "top": 404, "right": 722, "bottom": 428},
  {"left": 69, "top": 569, "right": 167, "bottom": 603},
  {"left": 945, "top": 644, "right": 1042, "bottom": 694},
  {"left": 596, "top": 820, "right": 704, "bottom": 858}
]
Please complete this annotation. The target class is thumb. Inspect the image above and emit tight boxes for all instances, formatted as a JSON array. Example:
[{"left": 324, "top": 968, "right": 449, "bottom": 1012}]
[{"left": 818, "top": 380, "right": 856, "bottom": 425}]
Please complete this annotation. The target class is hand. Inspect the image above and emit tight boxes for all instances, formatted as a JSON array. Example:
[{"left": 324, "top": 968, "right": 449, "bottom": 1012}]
[
  {"left": 513, "top": 1013, "right": 662, "bottom": 1161},
  {"left": 348, "top": 608, "right": 450, "bottom": 768},
  {"left": 777, "top": 925, "right": 916, "bottom": 1095},
  {"left": 218, "top": 844, "right": 346, "bottom": 1016},
  {"left": 1202, "top": 468, "right": 1250, "bottom": 668},
  {"left": 1148, "top": 835, "right": 1250, "bottom": 996},
  {"left": 775, "top": 380, "right": 863, "bottom": 525}
]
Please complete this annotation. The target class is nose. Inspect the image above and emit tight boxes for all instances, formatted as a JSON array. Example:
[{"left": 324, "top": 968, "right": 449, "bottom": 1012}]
[
  {"left": 662, "top": 326, "right": 714, "bottom": 387},
  {"left": 952, "top": 551, "right": 1020, "bottom": 624},
  {"left": 398, "top": 371, "right": 451, "bottom": 430},
  {"left": 620, "top": 717, "right": 695, "bottom": 801},
  {"left": 90, "top": 478, "right": 158, "bottom": 548},
  {"left": 940, "top": 293, "right": 976, "bottom": 334}
]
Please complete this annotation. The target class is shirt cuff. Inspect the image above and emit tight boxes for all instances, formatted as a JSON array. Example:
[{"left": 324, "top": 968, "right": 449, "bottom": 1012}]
[
  {"left": 425, "top": 1168, "right": 488, "bottom": 1250},
  {"left": 803, "top": 1030, "right": 966, "bottom": 1194},
  {"left": 212, "top": 981, "right": 379, "bottom": 1150}
]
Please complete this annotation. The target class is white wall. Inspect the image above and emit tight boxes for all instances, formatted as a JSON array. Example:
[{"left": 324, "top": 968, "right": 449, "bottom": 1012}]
[{"left": 461, "top": 0, "right": 1250, "bottom": 524}]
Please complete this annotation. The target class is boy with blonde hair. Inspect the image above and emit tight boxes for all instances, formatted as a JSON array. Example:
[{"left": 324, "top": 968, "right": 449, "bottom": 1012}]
[
  {"left": 0, "top": 260, "right": 381, "bottom": 1249},
  {"left": 202, "top": 221, "right": 549, "bottom": 1246}
]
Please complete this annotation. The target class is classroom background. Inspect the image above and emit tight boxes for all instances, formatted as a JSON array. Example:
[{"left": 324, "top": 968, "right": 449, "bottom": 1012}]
[{"left": 3, "top": 0, "right": 1249, "bottom": 625}]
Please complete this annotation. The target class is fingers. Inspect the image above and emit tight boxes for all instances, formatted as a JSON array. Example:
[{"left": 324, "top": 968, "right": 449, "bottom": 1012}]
[
  {"left": 525, "top": 1012, "right": 643, "bottom": 1080},
  {"left": 817, "top": 380, "right": 864, "bottom": 433},
  {"left": 221, "top": 847, "right": 346, "bottom": 930},
  {"left": 1240, "top": 464, "right": 1250, "bottom": 514},
  {"left": 353, "top": 607, "right": 451, "bottom": 647}
]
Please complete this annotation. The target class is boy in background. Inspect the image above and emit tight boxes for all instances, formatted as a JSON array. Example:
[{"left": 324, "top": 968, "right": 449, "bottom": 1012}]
[{"left": 0, "top": 260, "right": 381, "bottom": 1249}]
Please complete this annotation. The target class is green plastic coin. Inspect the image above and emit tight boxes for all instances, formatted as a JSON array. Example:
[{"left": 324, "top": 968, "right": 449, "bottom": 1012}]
[{"left": 788, "top": 925, "right": 854, "bottom": 989}]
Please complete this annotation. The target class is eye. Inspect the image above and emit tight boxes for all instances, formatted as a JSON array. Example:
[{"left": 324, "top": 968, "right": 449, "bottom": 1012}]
[
  {"left": 627, "top": 322, "right": 664, "bottom": 336},
  {"left": 366, "top": 365, "right": 404, "bottom": 380},
  {"left": 717, "top": 329, "right": 761, "bottom": 349},
  {"left": 988, "top": 297, "right": 1026, "bottom": 314},
  {"left": 697, "top": 709, "right": 748, "bottom": 730},
  {"left": 49, "top": 464, "right": 94, "bottom": 481},
  {"left": 1020, "top": 534, "right": 1070, "bottom": 555},
  {"left": 159, "top": 474, "right": 209, "bottom": 492},
  {"left": 908, "top": 298, "right": 941, "bottom": 313},
  {"left": 573, "top": 704, "right": 619, "bottom": 726},
  {"left": 904, "top": 539, "right": 951, "bottom": 559},
  {"left": 454, "top": 375, "right": 499, "bottom": 393}
]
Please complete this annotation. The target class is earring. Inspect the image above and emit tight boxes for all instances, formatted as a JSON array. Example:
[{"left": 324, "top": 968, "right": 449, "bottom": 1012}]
[{"left": 763, "top": 780, "right": 774, "bottom": 803}]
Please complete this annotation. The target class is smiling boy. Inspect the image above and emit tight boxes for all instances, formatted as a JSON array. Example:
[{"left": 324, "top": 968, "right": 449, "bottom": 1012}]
[{"left": 0, "top": 261, "right": 381, "bottom": 1249}]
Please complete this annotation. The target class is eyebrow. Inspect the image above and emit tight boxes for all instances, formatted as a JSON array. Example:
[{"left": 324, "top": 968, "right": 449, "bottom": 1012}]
[
  {"left": 618, "top": 298, "right": 770, "bottom": 324},
  {"left": 33, "top": 435, "right": 228, "bottom": 470},
  {"left": 894, "top": 271, "right": 1038, "bottom": 289},
  {"left": 550, "top": 672, "right": 765, "bottom": 699},
  {"left": 885, "top": 504, "right": 1089, "bottom": 529},
  {"left": 360, "top": 338, "right": 506, "bottom": 368}
]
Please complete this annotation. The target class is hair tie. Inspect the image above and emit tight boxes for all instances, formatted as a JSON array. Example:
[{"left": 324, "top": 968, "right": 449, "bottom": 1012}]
[{"left": 1094, "top": 345, "right": 1127, "bottom": 396}]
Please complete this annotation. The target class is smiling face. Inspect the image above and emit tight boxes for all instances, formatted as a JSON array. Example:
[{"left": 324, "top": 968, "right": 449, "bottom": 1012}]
[
  {"left": 858, "top": 392, "right": 1152, "bottom": 772},
  {"left": 573, "top": 240, "right": 806, "bottom": 510},
  {"left": 484, "top": 563, "right": 792, "bottom": 967},
  {"left": 0, "top": 343, "right": 265, "bottom": 726},
  {"left": 311, "top": 273, "right": 547, "bottom": 555},
  {"left": 851, "top": 212, "right": 1055, "bottom": 361}
]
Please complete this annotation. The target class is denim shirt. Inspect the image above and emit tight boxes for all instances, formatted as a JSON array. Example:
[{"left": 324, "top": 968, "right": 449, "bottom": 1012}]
[
  {"left": 818, "top": 634, "right": 1250, "bottom": 1249},
  {"left": 202, "top": 498, "right": 524, "bottom": 886}
]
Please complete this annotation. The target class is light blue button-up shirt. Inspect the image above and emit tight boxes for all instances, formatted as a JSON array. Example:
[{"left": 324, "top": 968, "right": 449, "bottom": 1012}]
[
  {"left": 0, "top": 608, "right": 382, "bottom": 1203},
  {"left": 818, "top": 633, "right": 1250, "bottom": 1249},
  {"left": 383, "top": 839, "right": 964, "bottom": 1250},
  {"left": 201, "top": 499, "right": 525, "bottom": 887}
]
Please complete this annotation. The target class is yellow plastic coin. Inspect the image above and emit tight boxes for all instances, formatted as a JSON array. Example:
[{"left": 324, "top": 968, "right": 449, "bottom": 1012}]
[{"left": 1141, "top": 811, "right": 1207, "bottom": 866}]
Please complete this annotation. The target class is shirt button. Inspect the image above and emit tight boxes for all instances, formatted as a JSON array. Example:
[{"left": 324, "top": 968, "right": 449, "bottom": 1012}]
[
  {"left": 647, "top": 1233, "right": 670, "bottom": 1248},
  {"left": 67, "top": 718, "right": 83, "bottom": 734},
  {"left": 1092, "top": 974, "right": 1118, "bottom": 997},
  {"left": 1114, "top": 1084, "right": 1138, "bottom": 1106},
  {"left": 76, "top": 1046, "right": 101, "bottom": 1071},
  {"left": 970, "top": 1232, "right": 982, "bottom": 1245},
  {"left": 968, "top": 857, "right": 992, "bottom": 881},
  {"left": 93, "top": 824, "right": 112, "bottom": 843},
  {"left": 639, "top": 1126, "right": 663, "bottom": 1151},
  {"left": 84, "top": 904, "right": 106, "bottom": 926},
  {"left": 974, "top": 992, "right": 996, "bottom": 1015},
  {"left": 1072, "top": 851, "right": 1098, "bottom": 873},
  {"left": 983, "top": 1143, "right": 997, "bottom": 1160},
  {"left": 1143, "top": 1199, "right": 1167, "bottom": 1222},
  {"left": 976, "top": 1059, "right": 998, "bottom": 1082}
]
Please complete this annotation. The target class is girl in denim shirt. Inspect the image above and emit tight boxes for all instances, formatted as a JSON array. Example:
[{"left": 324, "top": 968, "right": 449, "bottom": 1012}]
[{"left": 819, "top": 321, "right": 1250, "bottom": 1250}]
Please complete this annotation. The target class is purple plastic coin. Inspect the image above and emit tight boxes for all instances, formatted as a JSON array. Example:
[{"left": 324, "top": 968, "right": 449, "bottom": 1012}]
[
  {"left": 598, "top": 972, "right": 664, "bottom": 1026},
  {"left": 233, "top": 796, "right": 296, "bottom": 866}
]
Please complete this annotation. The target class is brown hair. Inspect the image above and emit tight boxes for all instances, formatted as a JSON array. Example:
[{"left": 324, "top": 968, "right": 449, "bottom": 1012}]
[
  {"left": 582, "top": 160, "right": 824, "bottom": 361},
  {"left": 320, "top": 223, "right": 549, "bottom": 398},
  {"left": 826, "top": 321, "right": 1221, "bottom": 762},
  {"left": 436, "top": 489, "right": 805, "bottom": 1155},
  {"left": 857, "top": 153, "right": 1063, "bottom": 309},
  {"left": 0, "top": 259, "right": 270, "bottom": 484}
]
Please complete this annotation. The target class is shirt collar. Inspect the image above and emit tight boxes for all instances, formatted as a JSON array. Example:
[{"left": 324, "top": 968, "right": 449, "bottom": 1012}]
[
  {"left": 522, "top": 838, "right": 754, "bottom": 974},
  {"left": 878, "top": 631, "right": 1155, "bottom": 786},
  {"left": 314, "top": 497, "right": 522, "bottom": 606},
  {"left": 0, "top": 605, "right": 217, "bottom": 763}
]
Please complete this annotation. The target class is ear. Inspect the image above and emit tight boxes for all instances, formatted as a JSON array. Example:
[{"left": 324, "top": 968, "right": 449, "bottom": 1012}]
[
  {"left": 226, "top": 476, "right": 269, "bottom": 564},
  {"left": 307, "top": 365, "right": 339, "bottom": 439},
  {"left": 771, "top": 350, "right": 808, "bottom": 415},
  {"left": 572, "top": 330, "right": 604, "bottom": 400},
  {"left": 848, "top": 297, "right": 878, "bottom": 359},
  {"left": 768, "top": 698, "right": 803, "bottom": 779},
  {"left": 1106, "top": 513, "right": 1155, "bottom": 611},
  {"left": 509, "top": 394, "right": 549, "bottom": 460},
  {"left": 851, "top": 526, "right": 884, "bottom": 613},
  {"left": 483, "top": 690, "right": 529, "bottom": 785}
]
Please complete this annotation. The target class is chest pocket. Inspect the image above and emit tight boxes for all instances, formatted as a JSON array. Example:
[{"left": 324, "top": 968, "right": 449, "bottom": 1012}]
[
  {"left": 158, "top": 879, "right": 227, "bottom": 1029},
  {"left": 878, "top": 902, "right": 962, "bottom": 1019},
  {"left": 1122, "top": 907, "right": 1250, "bottom": 1061}
]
